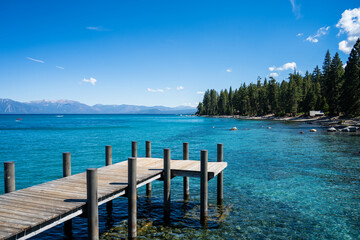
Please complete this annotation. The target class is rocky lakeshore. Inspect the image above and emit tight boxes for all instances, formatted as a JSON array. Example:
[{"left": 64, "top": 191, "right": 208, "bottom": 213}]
[{"left": 199, "top": 114, "right": 360, "bottom": 132}]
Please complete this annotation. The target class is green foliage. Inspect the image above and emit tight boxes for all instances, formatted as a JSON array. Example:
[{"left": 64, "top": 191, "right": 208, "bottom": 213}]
[{"left": 197, "top": 40, "right": 360, "bottom": 117}]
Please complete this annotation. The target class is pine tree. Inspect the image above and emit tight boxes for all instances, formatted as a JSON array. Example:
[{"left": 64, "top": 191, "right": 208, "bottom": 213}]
[
  {"left": 328, "top": 52, "right": 344, "bottom": 115},
  {"left": 228, "top": 86, "right": 234, "bottom": 115},
  {"left": 322, "top": 50, "right": 332, "bottom": 107},
  {"left": 288, "top": 75, "right": 299, "bottom": 116},
  {"left": 202, "top": 90, "right": 210, "bottom": 114},
  {"left": 196, "top": 102, "right": 204, "bottom": 115},
  {"left": 341, "top": 38, "right": 360, "bottom": 116},
  {"left": 209, "top": 89, "right": 218, "bottom": 115}
]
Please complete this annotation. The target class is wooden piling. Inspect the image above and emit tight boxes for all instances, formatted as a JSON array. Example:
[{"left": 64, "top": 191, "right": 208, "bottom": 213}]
[
  {"left": 217, "top": 143, "right": 223, "bottom": 206},
  {"left": 128, "top": 157, "right": 137, "bottom": 239},
  {"left": 4, "top": 161, "right": 15, "bottom": 193},
  {"left": 87, "top": 168, "right": 99, "bottom": 240},
  {"left": 132, "top": 141, "right": 137, "bottom": 158},
  {"left": 105, "top": 146, "right": 113, "bottom": 212},
  {"left": 183, "top": 142, "right": 190, "bottom": 201},
  {"left": 145, "top": 141, "right": 152, "bottom": 197},
  {"left": 63, "top": 153, "right": 71, "bottom": 178},
  {"left": 163, "top": 148, "right": 171, "bottom": 223},
  {"left": 105, "top": 146, "right": 112, "bottom": 166},
  {"left": 62, "top": 153, "right": 72, "bottom": 236},
  {"left": 200, "top": 150, "right": 208, "bottom": 226}
]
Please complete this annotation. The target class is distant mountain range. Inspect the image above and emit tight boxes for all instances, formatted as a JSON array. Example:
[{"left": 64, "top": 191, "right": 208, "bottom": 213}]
[{"left": 0, "top": 99, "right": 196, "bottom": 114}]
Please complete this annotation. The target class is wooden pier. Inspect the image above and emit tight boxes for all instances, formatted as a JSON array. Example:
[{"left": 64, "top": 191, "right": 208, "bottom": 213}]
[{"left": 0, "top": 142, "right": 227, "bottom": 240}]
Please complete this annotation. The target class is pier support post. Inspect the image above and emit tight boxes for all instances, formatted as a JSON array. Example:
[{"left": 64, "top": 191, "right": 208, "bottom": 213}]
[
  {"left": 128, "top": 157, "right": 137, "bottom": 239},
  {"left": 62, "top": 153, "right": 72, "bottom": 237},
  {"left": 4, "top": 161, "right": 15, "bottom": 193},
  {"left": 163, "top": 148, "right": 171, "bottom": 224},
  {"left": 200, "top": 150, "right": 208, "bottom": 226},
  {"left": 217, "top": 144, "right": 223, "bottom": 206},
  {"left": 105, "top": 146, "right": 113, "bottom": 212},
  {"left": 132, "top": 141, "right": 137, "bottom": 158},
  {"left": 87, "top": 168, "right": 99, "bottom": 240},
  {"left": 145, "top": 141, "right": 152, "bottom": 197},
  {"left": 63, "top": 153, "right": 71, "bottom": 178},
  {"left": 105, "top": 145, "right": 112, "bottom": 166},
  {"left": 183, "top": 142, "right": 190, "bottom": 201}
]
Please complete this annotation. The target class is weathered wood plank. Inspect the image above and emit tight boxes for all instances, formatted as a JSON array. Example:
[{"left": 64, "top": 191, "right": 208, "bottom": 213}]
[{"left": 0, "top": 157, "right": 227, "bottom": 240}]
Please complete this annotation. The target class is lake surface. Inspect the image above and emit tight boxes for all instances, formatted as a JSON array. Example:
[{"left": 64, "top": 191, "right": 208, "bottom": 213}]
[{"left": 0, "top": 114, "right": 359, "bottom": 239}]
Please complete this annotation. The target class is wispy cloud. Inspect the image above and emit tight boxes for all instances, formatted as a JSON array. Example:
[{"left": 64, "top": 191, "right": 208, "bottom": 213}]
[
  {"left": 182, "top": 102, "right": 197, "bottom": 107},
  {"left": 269, "top": 62, "right": 297, "bottom": 71},
  {"left": 26, "top": 57, "right": 44, "bottom": 63},
  {"left": 336, "top": 7, "right": 360, "bottom": 54},
  {"left": 86, "top": 26, "right": 110, "bottom": 31},
  {"left": 289, "top": 0, "right": 301, "bottom": 19},
  {"left": 166, "top": 87, "right": 171, "bottom": 91},
  {"left": 296, "top": 33, "right": 303, "bottom": 37},
  {"left": 147, "top": 88, "right": 164, "bottom": 93},
  {"left": 306, "top": 26, "right": 330, "bottom": 43},
  {"left": 56, "top": 66, "right": 64, "bottom": 70},
  {"left": 83, "top": 77, "right": 97, "bottom": 85},
  {"left": 226, "top": 68, "right": 232, "bottom": 72},
  {"left": 270, "top": 72, "right": 279, "bottom": 77},
  {"left": 196, "top": 91, "right": 204, "bottom": 95},
  {"left": 176, "top": 86, "right": 184, "bottom": 90}
]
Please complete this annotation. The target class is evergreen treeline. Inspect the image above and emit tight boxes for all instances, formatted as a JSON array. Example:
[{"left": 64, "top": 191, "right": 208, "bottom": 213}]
[{"left": 197, "top": 39, "right": 360, "bottom": 117}]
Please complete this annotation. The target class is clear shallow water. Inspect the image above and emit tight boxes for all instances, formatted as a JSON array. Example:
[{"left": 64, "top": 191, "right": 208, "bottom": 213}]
[{"left": 0, "top": 114, "right": 359, "bottom": 239}]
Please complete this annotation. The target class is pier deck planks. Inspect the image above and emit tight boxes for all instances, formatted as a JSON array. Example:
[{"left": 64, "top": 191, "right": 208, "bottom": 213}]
[{"left": 0, "top": 158, "right": 227, "bottom": 240}]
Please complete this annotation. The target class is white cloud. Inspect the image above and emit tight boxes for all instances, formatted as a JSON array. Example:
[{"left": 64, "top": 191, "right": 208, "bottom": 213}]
[
  {"left": 196, "top": 91, "right": 204, "bottom": 95},
  {"left": 56, "top": 66, "right": 64, "bottom": 70},
  {"left": 290, "top": 0, "right": 301, "bottom": 19},
  {"left": 272, "top": 62, "right": 297, "bottom": 71},
  {"left": 343, "top": 63, "right": 347, "bottom": 69},
  {"left": 86, "top": 26, "right": 110, "bottom": 31},
  {"left": 82, "top": 77, "right": 97, "bottom": 85},
  {"left": 26, "top": 57, "right": 44, "bottom": 63},
  {"left": 306, "top": 36, "right": 319, "bottom": 43},
  {"left": 270, "top": 72, "right": 279, "bottom": 77},
  {"left": 147, "top": 88, "right": 164, "bottom": 93},
  {"left": 226, "top": 68, "right": 232, "bottom": 72},
  {"left": 182, "top": 102, "right": 197, "bottom": 107},
  {"left": 176, "top": 86, "right": 184, "bottom": 90},
  {"left": 336, "top": 8, "right": 360, "bottom": 54},
  {"left": 166, "top": 87, "right": 171, "bottom": 91},
  {"left": 306, "top": 26, "right": 330, "bottom": 43},
  {"left": 297, "top": 33, "right": 303, "bottom": 37}
]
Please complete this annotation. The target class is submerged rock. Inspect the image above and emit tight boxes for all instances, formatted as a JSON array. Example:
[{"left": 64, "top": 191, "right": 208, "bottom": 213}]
[{"left": 327, "top": 127, "right": 337, "bottom": 132}]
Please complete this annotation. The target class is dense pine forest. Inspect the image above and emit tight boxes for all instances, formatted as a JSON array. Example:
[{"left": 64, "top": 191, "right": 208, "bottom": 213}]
[{"left": 197, "top": 39, "right": 360, "bottom": 117}]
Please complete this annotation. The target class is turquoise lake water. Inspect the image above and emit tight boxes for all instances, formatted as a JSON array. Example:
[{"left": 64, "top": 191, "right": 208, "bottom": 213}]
[{"left": 0, "top": 114, "right": 359, "bottom": 239}]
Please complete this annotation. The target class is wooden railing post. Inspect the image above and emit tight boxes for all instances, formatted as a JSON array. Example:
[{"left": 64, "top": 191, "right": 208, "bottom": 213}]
[
  {"left": 4, "top": 161, "right": 15, "bottom": 193},
  {"left": 183, "top": 142, "right": 189, "bottom": 201},
  {"left": 145, "top": 141, "right": 152, "bottom": 197},
  {"left": 87, "top": 168, "right": 99, "bottom": 240},
  {"left": 63, "top": 153, "right": 71, "bottom": 178},
  {"left": 132, "top": 141, "right": 137, "bottom": 158},
  {"left": 163, "top": 148, "right": 171, "bottom": 224},
  {"left": 128, "top": 157, "right": 137, "bottom": 239},
  {"left": 105, "top": 145, "right": 112, "bottom": 166},
  {"left": 105, "top": 146, "right": 113, "bottom": 212},
  {"left": 217, "top": 144, "right": 223, "bottom": 206},
  {"left": 200, "top": 150, "right": 208, "bottom": 226},
  {"left": 62, "top": 153, "right": 72, "bottom": 237}
]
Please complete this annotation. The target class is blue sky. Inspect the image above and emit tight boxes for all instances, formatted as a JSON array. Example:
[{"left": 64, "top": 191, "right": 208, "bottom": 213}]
[{"left": 0, "top": 0, "right": 359, "bottom": 107}]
